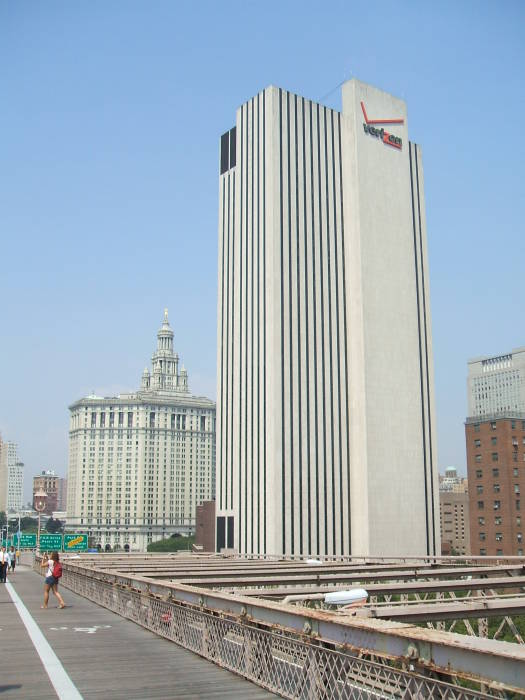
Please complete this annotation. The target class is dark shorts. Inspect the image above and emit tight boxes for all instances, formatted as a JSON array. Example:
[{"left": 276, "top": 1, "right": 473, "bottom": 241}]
[{"left": 45, "top": 575, "right": 57, "bottom": 586}]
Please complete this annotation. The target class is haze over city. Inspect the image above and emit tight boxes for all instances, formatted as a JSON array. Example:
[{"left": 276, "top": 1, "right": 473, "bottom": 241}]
[{"left": 1, "top": 1, "right": 523, "bottom": 504}]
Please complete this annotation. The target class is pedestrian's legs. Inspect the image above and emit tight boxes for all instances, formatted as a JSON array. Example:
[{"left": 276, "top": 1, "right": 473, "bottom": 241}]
[
  {"left": 52, "top": 584, "right": 65, "bottom": 608},
  {"left": 42, "top": 583, "right": 50, "bottom": 608}
]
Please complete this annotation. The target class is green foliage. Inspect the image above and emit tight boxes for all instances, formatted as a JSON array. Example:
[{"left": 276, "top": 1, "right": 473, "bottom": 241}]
[
  {"left": 7, "top": 516, "right": 38, "bottom": 532},
  {"left": 0, "top": 512, "right": 6, "bottom": 528},
  {"left": 19, "top": 517, "right": 38, "bottom": 532},
  {"left": 147, "top": 536, "right": 195, "bottom": 552},
  {"left": 45, "top": 518, "right": 64, "bottom": 534}
]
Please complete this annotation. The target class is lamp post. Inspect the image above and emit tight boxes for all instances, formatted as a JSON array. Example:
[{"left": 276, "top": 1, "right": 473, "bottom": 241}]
[{"left": 34, "top": 489, "right": 47, "bottom": 552}]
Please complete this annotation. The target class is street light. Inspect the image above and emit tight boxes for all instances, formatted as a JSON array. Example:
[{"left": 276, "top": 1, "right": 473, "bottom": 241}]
[{"left": 34, "top": 488, "right": 47, "bottom": 552}]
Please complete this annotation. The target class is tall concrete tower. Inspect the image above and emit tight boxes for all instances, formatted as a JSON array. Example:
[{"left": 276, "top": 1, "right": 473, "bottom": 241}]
[{"left": 216, "top": 79, "right": 439, "bottom": 557}]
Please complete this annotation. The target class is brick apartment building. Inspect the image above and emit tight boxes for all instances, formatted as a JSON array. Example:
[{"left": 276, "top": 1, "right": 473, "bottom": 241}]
[{"left": 466, "top": 415, "right": 525, "bottom": 556}]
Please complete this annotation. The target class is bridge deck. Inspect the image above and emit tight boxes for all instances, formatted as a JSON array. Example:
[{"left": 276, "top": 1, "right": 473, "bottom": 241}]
[{"left": 0, "top": 563, "right": 275, "bottom": 699}]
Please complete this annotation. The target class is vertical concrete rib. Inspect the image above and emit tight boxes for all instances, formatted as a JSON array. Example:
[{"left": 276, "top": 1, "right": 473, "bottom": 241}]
[
  {"left": 337, "top": 111, "right": 351, "bottom": 555},
  {"left": 303, "top": 97, "right": 313, "bottom": 555},
  {"left": 255, "top": 92, "right": 261, "bottom": 554},
  {"left": 296, "top": 94, "right": 305, "bottom": 556},
  {"left": 230, "top": 170, "right": 235, "bottom": 513},
  {"left": 285, "top": 91, "right": 295, "bottom": 554},
  {"left": 238, "top": 104, "right": 244, "bottom": 544},
  {"left": 243, "top": 102, "right": 250, "bottom": 553},
  {"left": 310, "top": 101, "right": 320, "bottom": 556},
  {"left": 218, "top": 177, "right": 225, "bottom": 511},
  {"left": 248, "top": 97, "right": 254, "bottom": 553},
  {"left": 324, "top": 107, "right": 336, "bottom": 555},
  {"left": 414, "top": 145, "right": 436, "bottom": 555},
  {"left": 262, "top": 91, "right": 267, "bottom": 555},
  {"left": 279, "top": 89, "right": 286, "bottom": 553},
  {"left": 409, "top": 141, "right": 430, "bottom": 555}
]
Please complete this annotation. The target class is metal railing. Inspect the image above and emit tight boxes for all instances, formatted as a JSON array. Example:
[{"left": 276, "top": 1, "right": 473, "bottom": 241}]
[{"left": 46, "top": 563, "right": 514, "bottom": 699}]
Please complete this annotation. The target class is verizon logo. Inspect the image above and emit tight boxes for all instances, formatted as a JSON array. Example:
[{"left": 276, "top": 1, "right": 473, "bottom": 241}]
[{"left": 361, "top": 101, "right": 403, "bottom": 150}]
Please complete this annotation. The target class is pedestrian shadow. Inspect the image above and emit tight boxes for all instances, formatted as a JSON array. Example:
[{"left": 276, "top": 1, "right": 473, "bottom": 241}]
[{"left": 0, "top": 685, "right": 22, "bottom": 693}]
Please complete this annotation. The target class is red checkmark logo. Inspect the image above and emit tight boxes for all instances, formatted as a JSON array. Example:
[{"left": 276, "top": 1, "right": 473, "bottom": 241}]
[{"left": 361, "top": 101, "right": 404, "bottom": 125}]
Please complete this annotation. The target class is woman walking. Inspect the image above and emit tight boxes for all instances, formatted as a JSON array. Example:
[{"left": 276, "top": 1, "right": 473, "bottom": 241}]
[
  {"left": 8, "top": 546, "right": 16, "bottom": 574},
  {"left": 41, "top": 551, "right": 65, "bottom": 609}
]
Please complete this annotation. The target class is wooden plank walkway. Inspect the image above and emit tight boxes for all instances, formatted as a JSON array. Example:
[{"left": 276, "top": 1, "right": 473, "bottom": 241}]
[{"left": 0, "top": 564, "right": 276, "bottom": 699}]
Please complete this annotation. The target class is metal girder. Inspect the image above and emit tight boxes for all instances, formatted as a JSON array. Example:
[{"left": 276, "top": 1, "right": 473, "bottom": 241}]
[
  {"left": 364, "top": 596, "right": 525, "bottom": 622},
  {"left": 235, "top": 575, "right": 525, "bottom": 599},
  {"left": 173, "top": 565, "right": 524, "bottom": 588},
  {"left": 60, "top": 559, "right": 525, "bottom": 692}
]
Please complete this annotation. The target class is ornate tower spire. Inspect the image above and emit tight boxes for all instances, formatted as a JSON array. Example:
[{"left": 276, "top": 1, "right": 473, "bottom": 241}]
[
  {"left": 157, "top": 308, "right": 174, "bottom": 353},
  {"left": 141, "top": 309, "right": 186, "bottom": 393}
]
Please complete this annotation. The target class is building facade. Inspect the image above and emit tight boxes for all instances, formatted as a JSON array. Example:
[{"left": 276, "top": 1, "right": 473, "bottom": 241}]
[
  {"left": 57, "top": 477, "right": 67, "bottom": 511},
  {"left": 33, "top": 470, "right": 67, "bottom": 515},
  {"left": 467, "top": 347, "right": 525, "bottom": 417},
  {"left": 0, "top": 440, "right": 24, "bottom": 512},
  {"left": 195, "top": 500, "right": 216, "bottom": 552},
  {"left": 439, "top": 466, "right": 468, "bottom": 494},
  {"left": 466, "top": 415, "right": 525, "bottom": 556},
  {"left": 439, "top": 468, "right": 470, "bottom": 556},
  {"left": 66, "top": 311, "right": 216, "bottom": 551},
  {"left": 216, "top": 79, "right": 439, "bottom": 557}
]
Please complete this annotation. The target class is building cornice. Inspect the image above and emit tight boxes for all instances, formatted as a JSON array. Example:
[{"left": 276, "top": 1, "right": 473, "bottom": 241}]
[
  {"left": 465, "top": 412, "right": 525, "bottom": 424},
  {"left": 69, "top": 392, "right": 215, "bottom": 412}
]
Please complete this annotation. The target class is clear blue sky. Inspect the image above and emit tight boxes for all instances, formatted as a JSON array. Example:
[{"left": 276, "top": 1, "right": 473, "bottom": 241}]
[{"left": 1, "top": 1, "right": 523, "bottom": 502}]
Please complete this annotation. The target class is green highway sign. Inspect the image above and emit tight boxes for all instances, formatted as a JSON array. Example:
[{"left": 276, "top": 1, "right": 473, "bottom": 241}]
[
  {"left": 39, "top": 533, "right": 63, "bottom": 551},
  {"left": 18, "top": 534, "right": 37, "bottom": 548},
  {"left": 64, "top": 534, "right": 88, "bottom": 552}
]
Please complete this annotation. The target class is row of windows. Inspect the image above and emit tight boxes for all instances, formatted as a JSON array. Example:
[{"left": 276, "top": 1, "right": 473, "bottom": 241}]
[
  {"left": 478, "top": 516, "right": 521, "bottom": 526},
  {"left": 479, "top": 532, "right": 523, "bottom": 542},
  {"left": 476, "top": 467, "right": 521, "bottom": 478},
  {"left": 89, "top": 413, "right": 211, "bottom": 430},
  {"left": 474, "top": 436, "right": 525, "bottom": 447},
  {"left": 476, "top": 484, "right": 521, "bottom": 494},
  {"left": 475, "top": 453, "right": 525, "bottom": 463},
  {"left": 474, "top": 420, "right": 525, "bottom": 432},
  {"left": 480, "top": 548, "right": 524, "bottom": 556},
  {"left": 478, "top": 499, "right": 521, "bottom": 510}
]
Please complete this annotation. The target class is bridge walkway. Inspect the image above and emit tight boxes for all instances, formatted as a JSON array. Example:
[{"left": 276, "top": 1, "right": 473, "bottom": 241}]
[{"left": 0, "top": 563, "right": 276, "bottom": 699}]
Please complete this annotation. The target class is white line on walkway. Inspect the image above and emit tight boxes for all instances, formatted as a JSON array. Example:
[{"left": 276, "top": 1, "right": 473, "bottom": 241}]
[{"left": 6, "top": 582, "right": 83, "bottom": 700}]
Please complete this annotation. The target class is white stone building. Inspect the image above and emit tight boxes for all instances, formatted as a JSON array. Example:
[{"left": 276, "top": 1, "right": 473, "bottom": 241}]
[
  {"left": 216, "top": 79, "right": 439, "bottom": 557},
  {"left": 67, "top": 311, "right": 216, "bottom": 551},
  {"left": 467, "top": 347, "right": 525, "bottom": 417},
  {"left": 0, "top": 440, "right": 24, "bottom": 512}
]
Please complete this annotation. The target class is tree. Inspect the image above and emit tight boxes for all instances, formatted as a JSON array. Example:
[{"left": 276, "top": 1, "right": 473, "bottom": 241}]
[
  {"left": 46, "top": 518, "right": 64, "bottom": 534},
  {"left": 20, "top": 517, "right": 38, "bottom": 532},
  {"left": 0, "top": 512, "right": 6, "bottom": 528},
  {"left": 147, "top": 535, "right": 195, "bottom": 552}
]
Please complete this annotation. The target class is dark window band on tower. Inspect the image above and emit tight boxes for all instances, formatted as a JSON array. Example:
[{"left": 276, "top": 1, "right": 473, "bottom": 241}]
[
  {"left": 220, "top": 127, "right": 237, "bottom": 174},
  {"left": 220, "top": 132, "right": 229, "bottom": 174}
]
